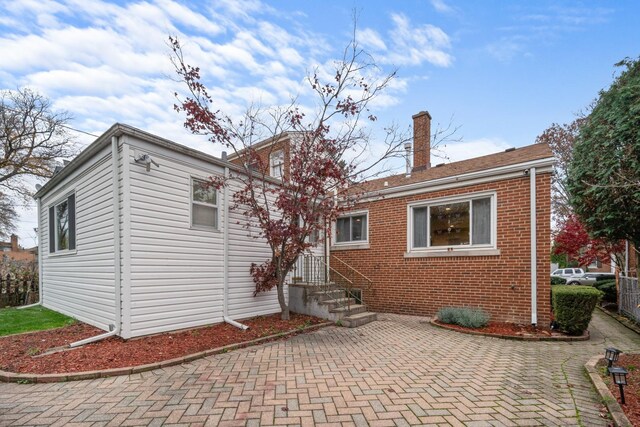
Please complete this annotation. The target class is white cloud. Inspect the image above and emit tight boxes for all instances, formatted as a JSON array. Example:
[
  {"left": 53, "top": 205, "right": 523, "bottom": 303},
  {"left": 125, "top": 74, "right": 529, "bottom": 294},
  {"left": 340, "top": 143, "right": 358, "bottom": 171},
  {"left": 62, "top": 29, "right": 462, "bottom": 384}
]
[
  {"left": 437, "top": 138, "right": 512, "bottom": 163},
  {"left": 430, "top": 0, "right": 455, "bottom": 14},
  {"left": 357, "top": 14, "right": 453, "bottom": 68}
]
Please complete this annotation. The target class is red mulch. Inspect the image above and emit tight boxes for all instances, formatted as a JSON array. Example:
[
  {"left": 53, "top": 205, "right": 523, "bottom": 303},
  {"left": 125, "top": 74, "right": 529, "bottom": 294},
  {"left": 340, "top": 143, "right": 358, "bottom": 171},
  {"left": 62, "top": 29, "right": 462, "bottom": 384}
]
[
  {"left": 434, "top": 320, "right": 559, "bottom": 337},
  {"left": 0, "top": 313, "right": 324, "bottom": 374},
  {"left": 600, "top": 354, "right": 640, "bottom": 426}
]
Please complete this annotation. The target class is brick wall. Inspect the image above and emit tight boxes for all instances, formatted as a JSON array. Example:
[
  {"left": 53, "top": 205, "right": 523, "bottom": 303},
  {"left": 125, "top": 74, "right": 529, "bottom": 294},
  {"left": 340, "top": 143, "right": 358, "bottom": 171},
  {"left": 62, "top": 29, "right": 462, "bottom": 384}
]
[
  {"left": 229, "top": 137, "right": 291, "bottom": 180},
  {"left": 331, "top": 172, "right": 552, "bottom": 325}
]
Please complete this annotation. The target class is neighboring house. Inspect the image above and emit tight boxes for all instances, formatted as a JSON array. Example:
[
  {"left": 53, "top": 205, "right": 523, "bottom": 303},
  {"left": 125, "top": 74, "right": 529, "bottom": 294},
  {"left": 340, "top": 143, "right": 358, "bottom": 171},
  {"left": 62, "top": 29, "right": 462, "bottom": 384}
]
[
  {"left": 227, "top": 132, "right": 297, "bottom": 180},
  {"left": 34, "top": 124, "right": 307, "bottom": 339},
  {"left": 0, "top": 235, "right": 37, "bottom": 263}
]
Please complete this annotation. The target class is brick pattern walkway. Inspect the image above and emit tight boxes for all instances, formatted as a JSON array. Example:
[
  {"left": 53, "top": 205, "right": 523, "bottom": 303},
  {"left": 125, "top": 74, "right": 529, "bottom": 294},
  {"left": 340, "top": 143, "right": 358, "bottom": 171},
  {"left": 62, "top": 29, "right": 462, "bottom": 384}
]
[{"left": 1, "top": 310, "right": 639, "bottom": 426}]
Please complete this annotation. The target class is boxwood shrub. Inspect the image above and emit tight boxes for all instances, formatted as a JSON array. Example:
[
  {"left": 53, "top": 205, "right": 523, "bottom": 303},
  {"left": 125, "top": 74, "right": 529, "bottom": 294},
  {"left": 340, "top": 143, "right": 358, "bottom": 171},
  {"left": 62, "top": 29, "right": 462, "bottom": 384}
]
[
  {"left": 551, "top": 285, "right": 602, "bottom": 335},
  {"left": 594, "top": 279, "right": 617, "bottom": 304},
  {"left": 551, "top": 275, "right": 567, "bottom": 285},
  {"left": 437, "top": 307, "right": 490, "bottom": 328}
]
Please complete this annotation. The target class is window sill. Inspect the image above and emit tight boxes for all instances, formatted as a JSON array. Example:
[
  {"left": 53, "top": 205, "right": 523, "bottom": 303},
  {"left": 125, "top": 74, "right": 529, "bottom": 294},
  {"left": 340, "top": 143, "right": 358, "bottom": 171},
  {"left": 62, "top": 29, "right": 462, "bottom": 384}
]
[
  {"left": 330, "top": 243, "right": 370, "bottom": 251},
  {"left": 48, "top": 250, "right": 78, "bottom": 258},
  {"left": 190, "top": 225, "right": 221, "bottom": 233},
  {"left": 404, "top": 248, "right": 501, "bottom": 258}
]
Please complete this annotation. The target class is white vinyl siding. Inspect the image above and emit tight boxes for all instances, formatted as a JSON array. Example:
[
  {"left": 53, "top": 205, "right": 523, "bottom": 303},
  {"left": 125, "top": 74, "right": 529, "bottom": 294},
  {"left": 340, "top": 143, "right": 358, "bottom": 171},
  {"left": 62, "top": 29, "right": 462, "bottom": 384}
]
[
  {"left": 126, "top": 137, "right": 284, "bottom": 337},
  {"left": 40, "top": 147, "right": 116, "bottom": 330}
]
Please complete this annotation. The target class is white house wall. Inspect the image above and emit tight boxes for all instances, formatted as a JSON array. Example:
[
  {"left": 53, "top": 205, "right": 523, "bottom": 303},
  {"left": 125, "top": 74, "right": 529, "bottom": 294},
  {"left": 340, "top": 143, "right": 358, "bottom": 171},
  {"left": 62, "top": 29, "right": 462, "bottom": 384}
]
[
  {"left": 124, "top": 137, "right": 283, "bottom": 337},
  {"left": 40, "top": 146, "right": 116, "bottom": 330}
]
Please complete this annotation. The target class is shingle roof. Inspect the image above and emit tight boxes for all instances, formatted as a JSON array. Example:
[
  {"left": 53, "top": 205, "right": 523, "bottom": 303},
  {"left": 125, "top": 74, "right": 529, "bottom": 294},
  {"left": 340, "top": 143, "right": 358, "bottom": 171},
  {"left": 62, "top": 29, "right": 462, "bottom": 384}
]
[{"left": 357, "top": 142, "right": 553, "bottom": 193}]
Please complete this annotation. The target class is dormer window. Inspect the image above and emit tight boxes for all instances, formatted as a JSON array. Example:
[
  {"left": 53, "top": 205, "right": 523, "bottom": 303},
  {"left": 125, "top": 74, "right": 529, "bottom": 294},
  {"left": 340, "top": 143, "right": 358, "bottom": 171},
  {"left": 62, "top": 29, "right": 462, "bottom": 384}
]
[{"left": 270, "top": 150, "right": 284, "bottom": 179}]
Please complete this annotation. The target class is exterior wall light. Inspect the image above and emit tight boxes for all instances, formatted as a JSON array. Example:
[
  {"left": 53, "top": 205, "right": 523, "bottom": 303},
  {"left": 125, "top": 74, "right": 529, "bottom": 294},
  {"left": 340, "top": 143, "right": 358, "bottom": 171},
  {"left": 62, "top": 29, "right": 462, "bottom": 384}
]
[{"left": 608, "top": 366, "right": 629, "bottom": 405}]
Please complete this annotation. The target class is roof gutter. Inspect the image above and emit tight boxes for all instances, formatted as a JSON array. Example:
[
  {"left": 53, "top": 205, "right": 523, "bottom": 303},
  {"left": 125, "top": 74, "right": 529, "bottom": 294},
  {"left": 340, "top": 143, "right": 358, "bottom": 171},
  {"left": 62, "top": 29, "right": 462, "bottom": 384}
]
[
  {"left": 35, "top": 123, "right": 280, "bottom": 201},
  {"left": 358, "top": 157, "right": 555, "bottom": 202},
  {"left": 70, "top": 135, "right": 122, "bottom": 347}
]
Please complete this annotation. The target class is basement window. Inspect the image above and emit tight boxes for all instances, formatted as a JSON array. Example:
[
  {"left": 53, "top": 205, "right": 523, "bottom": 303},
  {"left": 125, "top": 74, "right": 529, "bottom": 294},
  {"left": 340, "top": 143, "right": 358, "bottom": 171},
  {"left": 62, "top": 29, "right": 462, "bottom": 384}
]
[
  {"left": 191, "top": 178, "right": 218, "bottom": 229},
  {"left": 409, "top": 192, "right": 496, "bottom": 253}
]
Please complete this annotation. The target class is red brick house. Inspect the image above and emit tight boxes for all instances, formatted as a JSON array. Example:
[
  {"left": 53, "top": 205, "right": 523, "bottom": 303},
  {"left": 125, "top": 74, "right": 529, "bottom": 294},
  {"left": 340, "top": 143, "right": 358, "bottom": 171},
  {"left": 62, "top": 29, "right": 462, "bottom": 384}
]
[
  {"left": 0, "top": 234, "right": 37, "bottom": 263},
  {"left": 228, "top": 112, "right": 554, "bottom": 326}
]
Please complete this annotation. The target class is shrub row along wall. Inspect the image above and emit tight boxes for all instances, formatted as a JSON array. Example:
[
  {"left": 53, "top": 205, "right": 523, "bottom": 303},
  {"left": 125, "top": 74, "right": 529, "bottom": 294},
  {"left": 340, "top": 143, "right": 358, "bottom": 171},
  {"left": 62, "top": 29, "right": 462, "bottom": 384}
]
[{"left": 551, "top": 285, "right": 601, "bottom": 335}]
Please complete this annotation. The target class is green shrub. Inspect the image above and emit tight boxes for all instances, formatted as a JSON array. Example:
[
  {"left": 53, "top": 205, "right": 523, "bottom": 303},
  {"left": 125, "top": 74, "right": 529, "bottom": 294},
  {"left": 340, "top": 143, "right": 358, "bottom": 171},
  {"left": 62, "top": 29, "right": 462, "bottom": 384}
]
[
  {"left": 551, "top": 276, "right": 567, "bottom": 286},
  {"left": 437, "top": 307, "right": 490, "bottom": 328},
  {"left": 551, "top": 285, "right": 602, "bottom": 335},
  {"left": 594, "top": 279, "right": 617, "bottom": 304}
]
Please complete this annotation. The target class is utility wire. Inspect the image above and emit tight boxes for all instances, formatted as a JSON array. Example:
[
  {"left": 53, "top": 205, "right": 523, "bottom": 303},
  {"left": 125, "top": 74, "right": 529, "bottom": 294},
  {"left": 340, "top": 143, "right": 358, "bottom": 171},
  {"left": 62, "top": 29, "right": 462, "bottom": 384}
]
[{"left": 1, "top": 105, "right": 99, "bottom": 138}]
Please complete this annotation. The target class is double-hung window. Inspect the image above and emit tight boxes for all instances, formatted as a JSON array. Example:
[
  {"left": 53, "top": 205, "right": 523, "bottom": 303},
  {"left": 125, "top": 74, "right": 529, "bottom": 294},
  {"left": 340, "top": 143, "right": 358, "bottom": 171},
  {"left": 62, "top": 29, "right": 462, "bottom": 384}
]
[
  {"left": 270, "top": 150, "right": 284, "bottom": 179},
  {"left": 49, "top": 194, "right": 76, "bottom": 254},
  {"left": 410, "top": 193, "right": 495, "bottom": 251},
  {"left": 191, "top": 178, "right": 218, "bottom": 229},
  {"left": 335, "top": 212, "right": 368, "bottom": 244}
]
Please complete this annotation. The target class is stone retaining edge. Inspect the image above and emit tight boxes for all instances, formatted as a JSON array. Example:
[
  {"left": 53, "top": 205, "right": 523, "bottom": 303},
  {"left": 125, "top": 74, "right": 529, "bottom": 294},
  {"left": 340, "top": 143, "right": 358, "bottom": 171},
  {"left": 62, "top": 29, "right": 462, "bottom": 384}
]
[
  {"left": 584, "top": 355, "right": 633, "bottom": 427},
  {"left": 429, "top": 319, "right": 590, "bottom": 341},
  {"left": 0, "top": 322, "right": 333, "bottom": 384}
]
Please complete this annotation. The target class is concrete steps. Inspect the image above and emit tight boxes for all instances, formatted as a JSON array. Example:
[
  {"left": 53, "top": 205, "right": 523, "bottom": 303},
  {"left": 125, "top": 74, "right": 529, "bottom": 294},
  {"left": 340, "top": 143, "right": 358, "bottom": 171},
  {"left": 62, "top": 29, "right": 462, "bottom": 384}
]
[
  {"left": 342, "top": 311, "right": 377, "bottom": 328},
  {"left": 289, "top": 282, "right": 377, "bottom": 327}
]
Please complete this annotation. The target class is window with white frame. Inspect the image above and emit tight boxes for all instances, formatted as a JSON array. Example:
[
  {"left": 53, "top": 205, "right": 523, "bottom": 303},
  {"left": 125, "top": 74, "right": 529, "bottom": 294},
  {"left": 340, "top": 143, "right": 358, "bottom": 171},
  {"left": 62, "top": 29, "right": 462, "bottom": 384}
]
[
  {"left": 49, "top": 194, "right": 76, "bottom": 253},
  {"left": 335, "top": 212, "right": 368, "bottom": 244},
  {"left": 410, "top": 194, "right": 494, "bottom": 250},
  {"left": 270, "top": 150, "right": 284, "bottom": 179},
  {"left": 191, "top": 178, "right": 218, "bottom": 229}
]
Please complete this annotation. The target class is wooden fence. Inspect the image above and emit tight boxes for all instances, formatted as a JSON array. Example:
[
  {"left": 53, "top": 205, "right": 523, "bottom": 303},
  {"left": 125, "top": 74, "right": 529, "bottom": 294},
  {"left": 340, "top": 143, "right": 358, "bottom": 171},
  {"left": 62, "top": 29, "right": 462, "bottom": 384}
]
[
  {"left": 0, "top": 274, "right": 39, "bottom": 308},
  {"left": 619, "top": 275, "right": 640, "bottom": 324}
]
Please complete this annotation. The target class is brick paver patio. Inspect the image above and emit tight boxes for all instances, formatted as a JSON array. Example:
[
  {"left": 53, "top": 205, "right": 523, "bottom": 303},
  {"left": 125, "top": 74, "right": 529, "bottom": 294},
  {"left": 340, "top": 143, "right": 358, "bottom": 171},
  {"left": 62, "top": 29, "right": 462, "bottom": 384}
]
[{"left": 1, "top": 310, "right": 639, "bottom": 426}]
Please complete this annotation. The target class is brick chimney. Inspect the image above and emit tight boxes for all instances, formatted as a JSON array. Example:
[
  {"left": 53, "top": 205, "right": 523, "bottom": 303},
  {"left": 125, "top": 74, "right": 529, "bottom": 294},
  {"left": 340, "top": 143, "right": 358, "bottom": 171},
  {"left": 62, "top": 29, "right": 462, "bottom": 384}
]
[
  {"left": 412, "top": 111, "right": 432, "bottom": 172},
  {"left": 10, "top": 234, "right": 18, "bottom": 252}
]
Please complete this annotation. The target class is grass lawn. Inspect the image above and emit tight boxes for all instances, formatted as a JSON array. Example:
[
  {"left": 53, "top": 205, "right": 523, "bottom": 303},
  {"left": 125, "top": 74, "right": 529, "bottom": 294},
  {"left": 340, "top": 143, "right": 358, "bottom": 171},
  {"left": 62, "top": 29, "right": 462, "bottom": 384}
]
[{"left": 0, "top": 306, "right": 76, "bottom": 336}]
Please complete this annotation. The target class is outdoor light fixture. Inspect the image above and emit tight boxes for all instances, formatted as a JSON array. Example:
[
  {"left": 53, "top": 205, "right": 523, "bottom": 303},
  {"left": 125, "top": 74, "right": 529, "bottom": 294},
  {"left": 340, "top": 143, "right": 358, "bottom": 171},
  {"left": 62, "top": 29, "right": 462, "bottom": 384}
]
[
  {"left": 605, "top": 347, "right": 621, "bottom": 368},
  {"left": 609, "top": 367, "right": 629, "bottom": 405}
]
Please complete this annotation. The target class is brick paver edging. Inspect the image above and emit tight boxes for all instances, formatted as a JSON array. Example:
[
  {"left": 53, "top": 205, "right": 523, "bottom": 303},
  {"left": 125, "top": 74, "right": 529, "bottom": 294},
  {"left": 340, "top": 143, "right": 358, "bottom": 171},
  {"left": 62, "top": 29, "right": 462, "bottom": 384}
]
[
  {"left": 429, "top": 319, "right": 590, "bottom": 341},
  {"left": 584, "top": 355, "right": 633, "bottom": 427},
  {"left": 0, "top": 321, "right": 333, "bottom": 384},
  {"left": 597, "top": 306, "right": 640, "bottom": 336}
]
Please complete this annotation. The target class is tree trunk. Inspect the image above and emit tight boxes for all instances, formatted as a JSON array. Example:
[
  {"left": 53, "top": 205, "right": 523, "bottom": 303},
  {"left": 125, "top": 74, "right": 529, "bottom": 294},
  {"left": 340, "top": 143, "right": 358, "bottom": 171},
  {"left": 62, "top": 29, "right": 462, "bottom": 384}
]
[{"left": 276, "top": 283, "right": 290, "bottom": 320}]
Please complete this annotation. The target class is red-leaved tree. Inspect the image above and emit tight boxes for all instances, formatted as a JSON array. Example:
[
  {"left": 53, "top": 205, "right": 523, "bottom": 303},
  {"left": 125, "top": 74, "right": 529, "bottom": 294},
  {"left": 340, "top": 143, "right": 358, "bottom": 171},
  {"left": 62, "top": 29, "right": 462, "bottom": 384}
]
[
  {"left": 553, "top": 215, "right": 625, "bottom": 269},
  {"left": 170, "top": 35, "right": 412, "bottom": 319}
]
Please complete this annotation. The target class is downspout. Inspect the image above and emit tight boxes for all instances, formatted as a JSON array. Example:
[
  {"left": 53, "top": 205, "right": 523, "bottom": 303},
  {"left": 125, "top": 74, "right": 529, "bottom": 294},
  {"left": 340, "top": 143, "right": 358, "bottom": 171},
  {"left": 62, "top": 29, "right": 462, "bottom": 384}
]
[
  {"left": 70, "top": 136, "right": 122, "bottom": 347},
  {"left": 529, "top": 167, "right": 537, "bottom": 326},
  {"left": 221, "top": 152, "right": 249, "bottom": 330},
  {"left": 18, "top": 197, "right": 43, "bottom": 309}
]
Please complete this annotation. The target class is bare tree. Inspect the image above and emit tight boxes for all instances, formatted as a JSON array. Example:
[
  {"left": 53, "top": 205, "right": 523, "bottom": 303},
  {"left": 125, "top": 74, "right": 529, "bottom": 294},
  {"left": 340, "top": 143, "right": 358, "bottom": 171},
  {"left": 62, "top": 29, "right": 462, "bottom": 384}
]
[
  {"left": 0, "top": 88, "right": 77, "bottom": 233},
  {"left": 0, "top": 193, "right": 17, "bottom": 239},
  {"left": 535, "top": 117, "right": 586, "bottom": 226},
  {"left": 170, "top": 33, "right": 418, "bottom": 319}
]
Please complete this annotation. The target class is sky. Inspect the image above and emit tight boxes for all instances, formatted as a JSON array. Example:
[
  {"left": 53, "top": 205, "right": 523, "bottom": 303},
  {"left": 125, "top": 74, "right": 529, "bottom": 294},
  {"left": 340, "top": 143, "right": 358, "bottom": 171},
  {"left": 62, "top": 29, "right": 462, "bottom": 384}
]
[{"left": 1, "top": 0, "right": 638, "bottom": 246}]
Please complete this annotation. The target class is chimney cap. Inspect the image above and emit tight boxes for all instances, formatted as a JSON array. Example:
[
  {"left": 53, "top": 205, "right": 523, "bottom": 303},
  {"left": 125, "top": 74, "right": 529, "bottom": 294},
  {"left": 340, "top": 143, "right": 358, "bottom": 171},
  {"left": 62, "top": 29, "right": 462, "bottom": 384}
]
[{"left": 412, "top": 111, "right": 432, "bottom": 120}]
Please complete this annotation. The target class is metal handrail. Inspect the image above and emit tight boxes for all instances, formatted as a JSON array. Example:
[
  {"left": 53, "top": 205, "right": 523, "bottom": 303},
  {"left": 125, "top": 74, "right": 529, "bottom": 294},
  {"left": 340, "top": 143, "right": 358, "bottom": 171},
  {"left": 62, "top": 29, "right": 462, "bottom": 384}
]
[{"left": 330, "top": 255, "right": 373, "bottom": 287}]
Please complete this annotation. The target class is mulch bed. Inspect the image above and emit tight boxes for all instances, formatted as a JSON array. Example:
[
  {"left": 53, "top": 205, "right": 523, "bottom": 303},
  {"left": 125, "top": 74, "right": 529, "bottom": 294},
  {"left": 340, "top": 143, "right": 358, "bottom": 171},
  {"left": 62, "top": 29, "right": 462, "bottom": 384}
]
[
  {"left": 433, "top": 320, "right": 566, "bottom": 338},
  {"left": 0, "top": 313, "right": 324, "bottom": 374},
  {"left": 599, "top": 354, "right": 640, "bottom": 426}
]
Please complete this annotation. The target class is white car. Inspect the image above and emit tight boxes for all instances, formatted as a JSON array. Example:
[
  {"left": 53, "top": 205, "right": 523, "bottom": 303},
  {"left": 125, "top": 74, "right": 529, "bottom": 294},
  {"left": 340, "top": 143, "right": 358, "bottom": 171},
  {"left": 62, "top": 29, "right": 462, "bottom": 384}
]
[{"left": 551, "top": 268, "right": 585, "bottom": 278}]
